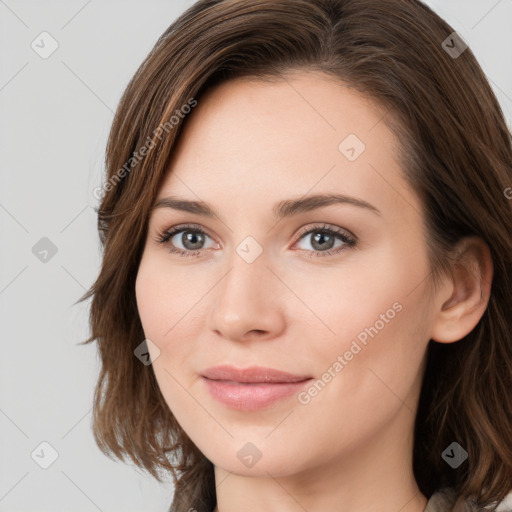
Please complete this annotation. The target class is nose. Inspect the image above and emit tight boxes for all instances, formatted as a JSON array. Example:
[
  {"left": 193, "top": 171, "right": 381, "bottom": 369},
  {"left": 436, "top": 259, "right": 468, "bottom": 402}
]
[{"left": 207, "top": 253, "right": 286, "bottom": 343}]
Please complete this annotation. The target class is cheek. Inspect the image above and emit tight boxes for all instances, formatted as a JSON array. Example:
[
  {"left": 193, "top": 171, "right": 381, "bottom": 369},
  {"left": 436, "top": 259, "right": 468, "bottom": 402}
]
[
  {"left": 292, "top": 243, "right": 426, "bottom": 349},
  {"left": 135, "top": 258, "right": 201, "bottom": 418},
  {"left": 135, "top": 262, "right": 166, "bottom": 339},
  {"left": 291, "top": 286, "right": 430, "bottom": 462},
  {"left": 136, "top": 254, "right": 194, "bottom": 339},
  {"left": 299, "top": 239, "right": 432, "bottom": 393},
  {"left": 135, "top": 254, "right": 208, "bottom": 374}
]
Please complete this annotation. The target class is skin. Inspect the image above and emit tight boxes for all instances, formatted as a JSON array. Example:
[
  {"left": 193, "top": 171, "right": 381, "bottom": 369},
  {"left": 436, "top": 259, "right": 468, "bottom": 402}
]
[{"left": 135, "top": 71, "right": 493, "bottom": 512}]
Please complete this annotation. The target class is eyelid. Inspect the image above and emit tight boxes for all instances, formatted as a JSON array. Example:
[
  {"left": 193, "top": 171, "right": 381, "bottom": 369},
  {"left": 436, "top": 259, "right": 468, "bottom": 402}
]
[
  {"left": 153, "top": 222, "right": 218, "bottom": 246},
  {"left": 294, "top": 223, "right": 356, "bottom": 243}
]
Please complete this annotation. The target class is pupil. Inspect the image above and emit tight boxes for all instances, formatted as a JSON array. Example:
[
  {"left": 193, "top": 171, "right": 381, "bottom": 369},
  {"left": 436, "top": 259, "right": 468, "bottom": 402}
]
[
  {"left": 184, "top": 231, "right": 203, "bottom": 250},
  {"left": 313, "top": 232, "right": 334, "bottom": 250}
]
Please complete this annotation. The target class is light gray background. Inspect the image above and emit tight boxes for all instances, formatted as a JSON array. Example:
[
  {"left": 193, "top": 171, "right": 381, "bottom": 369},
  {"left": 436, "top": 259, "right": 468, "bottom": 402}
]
[{"left": 1, "top": 1, "right": 511, "bottom": 511}]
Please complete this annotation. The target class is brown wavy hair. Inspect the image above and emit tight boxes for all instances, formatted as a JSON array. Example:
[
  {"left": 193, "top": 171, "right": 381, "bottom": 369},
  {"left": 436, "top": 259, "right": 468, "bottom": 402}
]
[{"left": 78, "top": 0, "right": 512, "bottom": 510}]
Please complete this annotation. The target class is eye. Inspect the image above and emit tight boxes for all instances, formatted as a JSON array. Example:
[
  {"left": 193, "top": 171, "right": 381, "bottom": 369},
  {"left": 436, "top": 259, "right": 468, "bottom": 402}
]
[
  {"left": 154, "top": 223, "right": 217, "bottom": 258},
  {"left": 154, "top": 222, "right": 357, "bottom": 258},
  {"left": 293, "top": 223, "right": 356, "bottom": 258}
]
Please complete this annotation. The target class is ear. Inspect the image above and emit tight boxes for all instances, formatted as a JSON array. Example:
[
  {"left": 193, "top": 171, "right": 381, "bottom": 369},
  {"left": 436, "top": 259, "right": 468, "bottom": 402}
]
[{"left": 430, "top": 236, "right": 494, "bottom": 344}]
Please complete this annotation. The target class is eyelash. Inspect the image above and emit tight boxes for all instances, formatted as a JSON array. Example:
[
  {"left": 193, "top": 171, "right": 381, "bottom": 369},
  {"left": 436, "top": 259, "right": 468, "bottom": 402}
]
[{"left": 153, "top": 223, "right": 357, "bottom": 259}]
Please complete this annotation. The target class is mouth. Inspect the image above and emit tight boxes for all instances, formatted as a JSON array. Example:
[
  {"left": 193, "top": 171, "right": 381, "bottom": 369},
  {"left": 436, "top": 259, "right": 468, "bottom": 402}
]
[
  {"left": 200, "top": 365, "right": 314, "bottom": 411},
  {"left": 201, "top": 364, "right": 313, "bottom": 383}
]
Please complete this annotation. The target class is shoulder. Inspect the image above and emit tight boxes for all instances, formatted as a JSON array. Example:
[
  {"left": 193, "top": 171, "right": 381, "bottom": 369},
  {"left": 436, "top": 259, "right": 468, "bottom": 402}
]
[{"left": 425, "top": 487, "right": 512, "bottom": 512}]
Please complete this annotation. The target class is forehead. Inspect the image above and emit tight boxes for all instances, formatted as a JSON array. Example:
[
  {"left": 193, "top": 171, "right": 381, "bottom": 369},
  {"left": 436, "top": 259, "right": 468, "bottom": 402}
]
[{"left": 155, "top": 71, "right": 421, "bottom": 221}]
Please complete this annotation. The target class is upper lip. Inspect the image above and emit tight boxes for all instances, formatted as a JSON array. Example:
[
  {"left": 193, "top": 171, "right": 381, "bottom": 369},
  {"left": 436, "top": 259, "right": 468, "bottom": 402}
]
[{"left": 201, "top": 365, "right": 313, "bottom": 383}]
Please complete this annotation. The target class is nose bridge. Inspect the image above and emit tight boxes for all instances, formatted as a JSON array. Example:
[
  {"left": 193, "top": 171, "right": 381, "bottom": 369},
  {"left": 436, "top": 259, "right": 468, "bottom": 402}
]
[{"left": 208, "top": 244, "right": 282, "bottom": 341}]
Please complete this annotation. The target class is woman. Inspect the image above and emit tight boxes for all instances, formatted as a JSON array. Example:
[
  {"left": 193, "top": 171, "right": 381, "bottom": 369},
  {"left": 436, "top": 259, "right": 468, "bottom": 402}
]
[{"left": 79, "top": 1, "right": 512, "bottom": 511}]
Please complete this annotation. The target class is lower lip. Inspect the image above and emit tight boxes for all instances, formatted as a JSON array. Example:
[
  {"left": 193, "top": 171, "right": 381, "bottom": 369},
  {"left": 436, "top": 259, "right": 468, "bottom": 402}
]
[{"left": 202, "top": 377, "right": 313, "bottom": 411}]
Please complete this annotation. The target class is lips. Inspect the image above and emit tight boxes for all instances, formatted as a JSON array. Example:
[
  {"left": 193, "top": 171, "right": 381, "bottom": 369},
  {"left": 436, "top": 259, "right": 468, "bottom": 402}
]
[
  {"left": 201, "top": 365, "right": 312, "bottom": 383},
  {"left": 200, "top": 365, "right": 314, "bottom": 411}
]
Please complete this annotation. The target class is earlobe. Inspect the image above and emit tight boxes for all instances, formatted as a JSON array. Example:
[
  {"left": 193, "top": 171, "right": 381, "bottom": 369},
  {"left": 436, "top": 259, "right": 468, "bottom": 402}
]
[{"left": 430, "top": 236, "right": 493, "bottom": 344}]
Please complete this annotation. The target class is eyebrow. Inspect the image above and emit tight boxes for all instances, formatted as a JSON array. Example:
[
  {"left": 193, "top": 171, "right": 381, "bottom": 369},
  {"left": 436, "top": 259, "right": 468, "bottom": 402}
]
[
  {"left": 152, "top": 193, "right": 381, "bottom": 220},
  {"left": 152, "top": 193, "right": 381, "bottom": 222}
]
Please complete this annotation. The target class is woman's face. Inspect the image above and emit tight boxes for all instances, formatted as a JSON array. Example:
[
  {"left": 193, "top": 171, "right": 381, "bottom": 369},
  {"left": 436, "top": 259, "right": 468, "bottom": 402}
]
[{"left": 136, "top": 71, "right": 438, "bottom": 479}]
